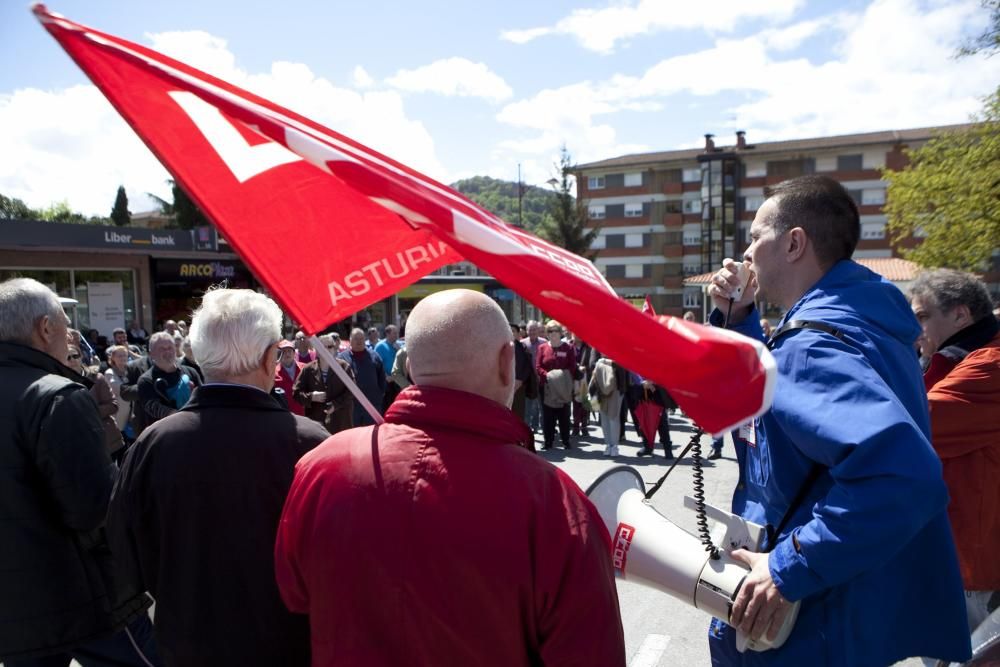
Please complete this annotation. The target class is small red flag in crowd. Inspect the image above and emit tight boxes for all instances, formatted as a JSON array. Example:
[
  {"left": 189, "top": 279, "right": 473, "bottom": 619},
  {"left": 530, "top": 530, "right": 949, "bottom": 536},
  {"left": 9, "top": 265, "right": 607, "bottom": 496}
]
[{"left": 33, "top": 5, "right": 774, "bottom": 434}]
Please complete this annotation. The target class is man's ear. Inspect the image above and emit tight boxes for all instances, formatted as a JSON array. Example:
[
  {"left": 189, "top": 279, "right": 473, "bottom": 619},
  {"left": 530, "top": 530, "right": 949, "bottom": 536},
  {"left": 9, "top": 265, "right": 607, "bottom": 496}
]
[
  {"left": 498, "top": 341, "right": 514, "bottom": 387},
  {"left": 951, "top": 304, "right": 974, "bottom": 330},
  {"left": 786, "top": 227, "right": 808, "bottom": 263}
]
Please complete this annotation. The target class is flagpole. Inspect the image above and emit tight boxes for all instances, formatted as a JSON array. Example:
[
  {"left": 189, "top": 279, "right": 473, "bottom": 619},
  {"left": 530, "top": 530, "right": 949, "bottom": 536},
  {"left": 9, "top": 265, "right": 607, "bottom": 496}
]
[{"left": 310, "top": 335, "right": 385, "bottom": 426}]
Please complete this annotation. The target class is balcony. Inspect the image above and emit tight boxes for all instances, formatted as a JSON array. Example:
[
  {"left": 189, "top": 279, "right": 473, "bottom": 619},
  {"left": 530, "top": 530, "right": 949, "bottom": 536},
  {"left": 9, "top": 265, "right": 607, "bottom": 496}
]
[
  {"left": 664, "top": 213, "right": 683, "bottom": 227},
  {"left": 663, "top": 182, "right": 683, "bottom": 195}
]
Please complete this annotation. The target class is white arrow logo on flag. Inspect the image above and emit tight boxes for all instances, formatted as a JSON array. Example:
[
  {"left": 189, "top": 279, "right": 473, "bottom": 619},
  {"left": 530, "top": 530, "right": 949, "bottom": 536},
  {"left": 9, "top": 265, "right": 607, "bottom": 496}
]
[{"left": 168, "top": 91, "right": 302, "bottom": 183}]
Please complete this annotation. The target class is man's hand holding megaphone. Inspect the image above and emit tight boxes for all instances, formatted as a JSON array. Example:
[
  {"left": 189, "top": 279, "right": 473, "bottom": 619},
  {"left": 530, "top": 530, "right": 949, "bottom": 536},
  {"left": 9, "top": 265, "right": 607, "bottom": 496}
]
[
  {"left": 709, "top": 258, "right": 755, "bottom": 327},
  {"left": 729, "top": 548, "right": 794, "bottom": 644}
]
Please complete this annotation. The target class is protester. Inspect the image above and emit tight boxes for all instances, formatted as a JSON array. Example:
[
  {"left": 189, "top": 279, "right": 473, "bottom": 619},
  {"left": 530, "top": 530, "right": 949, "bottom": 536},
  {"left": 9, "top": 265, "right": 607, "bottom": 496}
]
[
  {"left": 0, "top": 278, "right": 158, "bottom": 666},
  {"left": 910, "top": 269, "right": 1000, "bottom": 632},
  {"left": 536, "top": 320, "right": 578, "bottom": 450},
  {"left": 108, "top": 288, "right": 329, "bottom": 667},
  {"left": 374, "top": 324, "right": 402, "bottom": 410},
  {"left": 569, "top": 331, "right": 594, "bottom": 436},
  {"left": 682, "top": 311, "right": 697, "bottom": 323},
  {"left": 707, "top": 175, "right": 969, "bottom": 665},
  {"left": 127, "top": 318, "right": 148, "bottom": 347},
  {"left": 273, "top": 339, "right": 305, "bottom": 416},
  {"left": 759, "top": 318, "right": 774, "bottom": 338},
  {"left": 365, "top": 326, "right": 380, "bottom": 350},
  {"left": 275, "top": 289, "right": 626, "bottom": 665},
  {"left": 68, "top": 327, "right": 94, "bottom": 366},
  {"left": 162, "top": 319, "right": 178, "bottom": 336},
  {"left": 520, "top": 320, "right": 545, "bottom": 431},
  {"left": 105, "top": 344, "right": 135, "bottom": 452},
  {"left": 338, "top": 328, "right": 386, "bottom": 425},
  {"left": 136, "top": 331, "right": 202, "bottom": 427},
  {"left": 627, "top": 372, "right": 673, "bottom": 458},
  {"left": 67, "top": 343, "right": 124, "bottom": 458},
  {"left": 293, "top": 333, "right": 355, "bottom": 434},
  {"left": 590, "top": 354, "right": 627, "bottom": 456},
  {"left": 293, "top": 330, "right": 316, "bottom": 364},
  {"left": 179, "top": 336, "right": 203, "bottom": 381},
  {"left": 510, "top": 322, "right": 535, "bottom": 422},
  {"left": 390, "top": 345, "right": 412, "bottom": 391},
  {"left": 113, "top": 326, "right": 144, "bottom": 360}
]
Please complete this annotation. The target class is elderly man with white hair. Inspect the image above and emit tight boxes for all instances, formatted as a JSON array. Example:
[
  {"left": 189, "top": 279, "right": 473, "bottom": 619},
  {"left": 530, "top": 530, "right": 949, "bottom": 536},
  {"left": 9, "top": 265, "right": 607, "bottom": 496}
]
[
  {"left": 0, "top": 278, "right": 158, "bottom": 666},
  {"left": 108, "top": 288, "right": 329, "bottom": 667},
  {"left": 275, "top": 289, "right": 626, "bottom": 666}
]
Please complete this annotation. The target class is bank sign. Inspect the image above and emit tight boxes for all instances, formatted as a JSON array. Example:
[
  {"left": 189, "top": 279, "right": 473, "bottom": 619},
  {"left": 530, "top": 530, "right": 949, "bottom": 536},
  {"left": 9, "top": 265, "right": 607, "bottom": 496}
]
[{"left": 0, "top": 219, "right": 195, "bottom": 251}]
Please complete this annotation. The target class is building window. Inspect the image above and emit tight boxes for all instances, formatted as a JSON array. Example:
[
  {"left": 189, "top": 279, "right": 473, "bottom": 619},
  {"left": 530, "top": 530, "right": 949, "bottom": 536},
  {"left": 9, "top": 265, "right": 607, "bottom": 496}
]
[
  {"left": 847, "top": 189, "right": 863, "bottom": 205},
  {"left": 682, "top": 168, "right": 701, "bottom": 183},
  {"left": 624, "top": 203, "right": 644, "bottom": 218},
  {"left": 624, "top": 233, "right": 644, "bottom": 248},
  {"left": 683, "top": 231, "right": 700, "bottom": 246},
  {"left": 588, "top": 205, "right": 606, "bottom": 220},
  {"left": 588, "top": 175, "right": 605, "bottom": 189},
  {"left": 683, "top": 198, "right": 702, "bottom": 214},
  {"left": 837, "top": 154, "right": 863, "bottom": 171},
  {"left": 605, "top": 264, "right": 625, "bottom": 278},
  {"left": 591, "top": 235, "right": 606, "bottom": 249},
  {"left": 683, "top": 291, "right": 702, "bottom": 308},
  {"left": 861, "top": 189, "right": 886, "bottom": 206},
  {"left": 605, "top": 234, "right": 625, "bottom": 249},
  {"left": 664, "top": 200, "right": 683, "bottom": 214},
  {"left": 861, "top": 224, "right": 885, "bottom": 240},
  {"left": 744, "top": 195, "right": 765, "bottom": 212},
  {"left": 625, "top": 264, "right": 644, "bottom": 279},
  {"left": 767, "top": 158, "right": 815, "bottom": 178},
  {"left": 624, "top": 172, "right": 643, "bottom": 187}
]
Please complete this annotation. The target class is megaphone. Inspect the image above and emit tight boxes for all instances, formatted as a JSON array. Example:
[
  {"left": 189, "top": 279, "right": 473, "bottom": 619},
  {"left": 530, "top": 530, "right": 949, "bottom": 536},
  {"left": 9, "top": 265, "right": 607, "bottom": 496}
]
[{"left": 586, "top": 466, "right": 799, "bottom": 653}]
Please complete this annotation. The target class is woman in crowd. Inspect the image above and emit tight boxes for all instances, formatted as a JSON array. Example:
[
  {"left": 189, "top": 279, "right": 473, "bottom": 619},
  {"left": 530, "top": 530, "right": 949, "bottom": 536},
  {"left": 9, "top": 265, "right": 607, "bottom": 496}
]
[
  {"left": 535, "top": 320, "right": 579, "bottom": 450},
  {"left": 104, "top": 344, "right": 134, "bottom": 457},
  {"left": 67, "top": 344, "right": 124, "bottom": 459},
  {"left": 293, "top": 333, "right": 355, "bottom": 434}
]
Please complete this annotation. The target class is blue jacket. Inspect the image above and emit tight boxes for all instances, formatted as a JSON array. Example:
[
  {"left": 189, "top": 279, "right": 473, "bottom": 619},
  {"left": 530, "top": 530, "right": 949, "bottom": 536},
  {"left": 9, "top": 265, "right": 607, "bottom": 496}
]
[{"left": 708, "top": 260, "right": 970, "bottom": 667}]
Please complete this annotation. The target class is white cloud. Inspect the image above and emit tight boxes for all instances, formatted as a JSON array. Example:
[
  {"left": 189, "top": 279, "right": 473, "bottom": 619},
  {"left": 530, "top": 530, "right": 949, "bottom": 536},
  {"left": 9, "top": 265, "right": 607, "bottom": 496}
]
[
  {"left": 1, "top": 30, "right": 449, "bottom": 215},
  {"left": 501, "top": 0, "right": 804, "bottom": 54},
  {"left": 496, "top": 0, "right": 999, "bottom": 162},
  {"left": 352, "top": 65, "right": 374, "bottom": 89},
  {"left": 386, "top": 58, "right": 513, "bottom": 103}
]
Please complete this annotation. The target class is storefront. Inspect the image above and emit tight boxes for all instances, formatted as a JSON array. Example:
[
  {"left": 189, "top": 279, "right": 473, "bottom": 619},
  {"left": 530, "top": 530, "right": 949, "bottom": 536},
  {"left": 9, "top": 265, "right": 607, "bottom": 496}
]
[
  {"left": 0, "top": 219, "right": 250, "bottom": 336},
  {"left": 152, "top": 258, "right": 256, "bottom": 326}
]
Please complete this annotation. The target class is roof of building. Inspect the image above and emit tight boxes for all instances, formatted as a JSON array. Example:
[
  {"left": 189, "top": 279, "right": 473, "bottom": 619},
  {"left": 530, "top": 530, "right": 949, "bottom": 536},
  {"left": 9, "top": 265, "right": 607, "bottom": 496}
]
[
  {"left": 682, "top": 257, "right": 923, "bottom": 286},
  {"left": 575, "top": 123, "right": 978, "bottom": 171}
]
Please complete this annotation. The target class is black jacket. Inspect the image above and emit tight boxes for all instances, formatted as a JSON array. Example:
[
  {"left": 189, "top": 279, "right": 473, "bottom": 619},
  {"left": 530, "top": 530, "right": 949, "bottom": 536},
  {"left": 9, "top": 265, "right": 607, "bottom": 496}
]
[
  {"left": 292, "top": 359, "right": 354, "bottom": 434},
  {"left": 0, "top": 342, "right": 151, "bottom": 660},
  {"left": 107, "top": 384, "right": 330, "bottom": 667}
]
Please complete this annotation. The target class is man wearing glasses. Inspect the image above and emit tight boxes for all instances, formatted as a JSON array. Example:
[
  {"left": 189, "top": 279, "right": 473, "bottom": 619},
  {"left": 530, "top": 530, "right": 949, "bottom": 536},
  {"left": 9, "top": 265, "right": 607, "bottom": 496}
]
[{"left": 108, "top": 288, "right": 330, "bottom": 667}]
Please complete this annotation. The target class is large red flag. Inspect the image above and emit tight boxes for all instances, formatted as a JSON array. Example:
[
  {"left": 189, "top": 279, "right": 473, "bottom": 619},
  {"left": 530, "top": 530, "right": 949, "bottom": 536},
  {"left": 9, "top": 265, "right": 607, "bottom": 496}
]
[{"left": 33, "top": 5, "right": 775, "bottom": 435}]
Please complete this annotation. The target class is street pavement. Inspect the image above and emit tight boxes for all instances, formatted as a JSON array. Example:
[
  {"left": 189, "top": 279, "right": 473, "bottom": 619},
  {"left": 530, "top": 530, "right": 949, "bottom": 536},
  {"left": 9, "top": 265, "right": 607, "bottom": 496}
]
[{"left": 539, "top": 412, "right": 922, "bottom": 667}]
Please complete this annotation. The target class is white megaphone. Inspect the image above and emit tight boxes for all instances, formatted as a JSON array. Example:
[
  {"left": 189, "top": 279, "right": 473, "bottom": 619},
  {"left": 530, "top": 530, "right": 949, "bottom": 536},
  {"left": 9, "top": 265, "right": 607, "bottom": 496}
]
[{"left": 586, "top": 466, "right": 799, "bottom": 653}]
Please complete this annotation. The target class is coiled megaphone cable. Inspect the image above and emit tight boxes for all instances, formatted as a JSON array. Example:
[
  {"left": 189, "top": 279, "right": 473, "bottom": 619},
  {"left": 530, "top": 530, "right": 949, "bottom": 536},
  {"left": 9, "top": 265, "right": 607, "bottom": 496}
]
[{"left": 643, "top": 429, "right": 720, "bottom": 560}]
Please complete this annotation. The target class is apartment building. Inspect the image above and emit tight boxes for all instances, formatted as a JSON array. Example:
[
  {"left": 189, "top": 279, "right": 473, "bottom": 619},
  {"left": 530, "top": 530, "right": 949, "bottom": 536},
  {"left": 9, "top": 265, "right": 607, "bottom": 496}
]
[{"left": 573, "top": 124, "right": 976, "bottom": 317}]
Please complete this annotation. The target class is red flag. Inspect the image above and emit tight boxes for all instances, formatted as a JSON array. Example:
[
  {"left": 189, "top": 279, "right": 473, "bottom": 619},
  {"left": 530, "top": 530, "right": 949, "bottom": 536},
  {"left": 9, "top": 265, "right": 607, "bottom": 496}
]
[
  {"left": 641, "top": 296, "right": 656, "bottom": 318},
  {"left": 33, "top": 6, "right": 775, "bottom": 435}
]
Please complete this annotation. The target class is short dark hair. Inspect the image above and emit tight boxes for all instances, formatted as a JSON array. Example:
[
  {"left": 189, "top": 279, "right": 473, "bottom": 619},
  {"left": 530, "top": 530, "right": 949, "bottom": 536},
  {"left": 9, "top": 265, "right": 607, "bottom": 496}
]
[
  {"left": 765, "top": 175, "right": 860, "bottom": 267},
  {"left": 910, "top": 269, "right": 993, "bottom": 321}
]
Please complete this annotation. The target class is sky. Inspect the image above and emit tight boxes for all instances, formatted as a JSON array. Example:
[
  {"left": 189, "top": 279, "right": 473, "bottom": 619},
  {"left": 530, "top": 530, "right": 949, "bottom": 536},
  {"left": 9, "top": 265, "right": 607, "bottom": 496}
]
[{"left": 1, "top": 0, "right": 997, "bottom": 217}]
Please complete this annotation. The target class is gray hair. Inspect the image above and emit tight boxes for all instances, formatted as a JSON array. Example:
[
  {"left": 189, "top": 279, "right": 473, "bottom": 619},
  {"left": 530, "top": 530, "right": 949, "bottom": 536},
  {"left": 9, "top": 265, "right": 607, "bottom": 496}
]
[
  {"left": 188, "top": 288, "right": 282, "bottom": 378},
  {"left": 910, "top": 269, "right": 993, "bottom": 322},
  {"left": 0, "top": 278, "right": 65, "bottom": 344},
  {"left": 318, "top": 333, "right": 337, "bottom": 348},
  {"left": 148, "top": 331, "right": 175, "bottom": 349}
]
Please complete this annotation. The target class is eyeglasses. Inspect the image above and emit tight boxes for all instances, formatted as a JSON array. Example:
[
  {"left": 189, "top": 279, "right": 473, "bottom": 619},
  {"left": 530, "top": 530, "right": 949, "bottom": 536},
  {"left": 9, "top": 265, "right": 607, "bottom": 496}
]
[
  {"left": 68, "top": 354, "right": 81, "bottom": 360},
  {"left": 546, "top": 328, "right": 562, "bottom": 333}
]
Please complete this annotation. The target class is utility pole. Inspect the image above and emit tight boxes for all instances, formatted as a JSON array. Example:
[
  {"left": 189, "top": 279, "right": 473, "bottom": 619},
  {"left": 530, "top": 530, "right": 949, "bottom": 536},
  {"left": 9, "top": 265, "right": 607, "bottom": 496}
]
[{"left": 517, "top": 163, "right": 523, "bottom": 227}]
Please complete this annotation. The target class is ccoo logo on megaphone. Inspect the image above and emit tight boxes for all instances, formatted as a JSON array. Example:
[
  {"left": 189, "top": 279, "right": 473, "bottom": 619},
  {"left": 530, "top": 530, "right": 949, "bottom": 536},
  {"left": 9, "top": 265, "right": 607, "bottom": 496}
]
[{"left": 612, "top": 523, "right": 636, "bottom": 574}]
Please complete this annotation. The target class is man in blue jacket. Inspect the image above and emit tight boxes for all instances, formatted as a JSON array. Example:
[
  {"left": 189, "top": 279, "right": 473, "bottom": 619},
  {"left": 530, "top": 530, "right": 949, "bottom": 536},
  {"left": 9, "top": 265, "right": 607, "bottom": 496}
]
[{"left": 706, "top": 175, "right": 969, "bottom": 666}]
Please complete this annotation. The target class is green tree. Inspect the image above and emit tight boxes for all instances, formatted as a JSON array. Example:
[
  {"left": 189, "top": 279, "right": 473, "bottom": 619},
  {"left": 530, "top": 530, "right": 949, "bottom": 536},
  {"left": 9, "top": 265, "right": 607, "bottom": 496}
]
[
  {"left": 148, "top": 179, "right": 210, "bottom": 229},
  {"left": 537, "top": 147, "right": 599, "bottom": 260},
  {"left": 0, "top": 194, "right": 36, "bottom": 220},
  {"left": 451, "top": 175, "right": 554, "bottom": 233},
  {"left": 958, "top": 0, "right": 999, "bottom": 57},
  {"left": 110, "top": 185, "right": 131, "bottom": 226},
  {"left": 883, "top": 88, "right": 1000, "bottom": 271}
]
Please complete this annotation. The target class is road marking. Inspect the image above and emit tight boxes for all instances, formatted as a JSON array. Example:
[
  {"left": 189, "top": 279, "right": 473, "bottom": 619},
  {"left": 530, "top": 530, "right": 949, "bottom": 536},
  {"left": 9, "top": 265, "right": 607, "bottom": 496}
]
[{"left": 629, "top": 633, "right": 670, "bottom": 667}]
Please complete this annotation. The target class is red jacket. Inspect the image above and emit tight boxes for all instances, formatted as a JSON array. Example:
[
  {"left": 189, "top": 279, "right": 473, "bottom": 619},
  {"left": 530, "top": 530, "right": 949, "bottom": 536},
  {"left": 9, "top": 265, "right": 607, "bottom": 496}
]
[
  {"left": 275, "top": 385, "right": 625, "bottom": 666},
  {"left": 535, "top": 341, "right": 578, "bottom": 385},
  {"left": 274, "top": 361, "right": 305, "bottom": 416},
  {"left": 926, "top": 329, "right": 1000, "bottom": 590}
]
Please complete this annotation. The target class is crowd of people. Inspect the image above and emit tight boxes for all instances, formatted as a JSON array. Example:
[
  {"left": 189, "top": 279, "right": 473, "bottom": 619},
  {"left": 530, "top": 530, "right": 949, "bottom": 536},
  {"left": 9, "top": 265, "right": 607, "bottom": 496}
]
[{"left": 0, "top": 173, "right": 997, "bottom": 666}]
